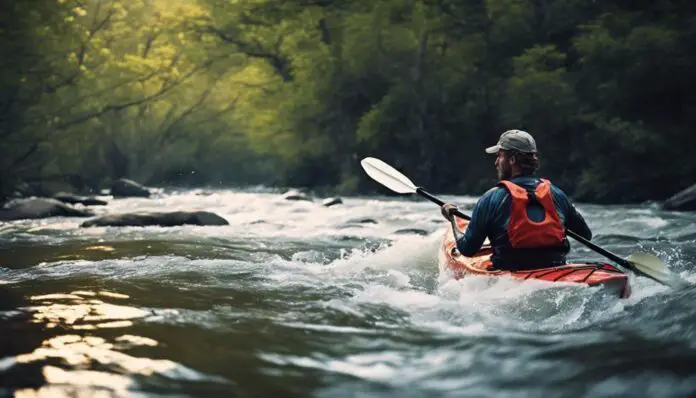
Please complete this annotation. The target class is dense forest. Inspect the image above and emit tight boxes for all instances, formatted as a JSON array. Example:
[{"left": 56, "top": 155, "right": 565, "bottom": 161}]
[{"left": 2, "top": 0, "right": 695, "bottom": 204}]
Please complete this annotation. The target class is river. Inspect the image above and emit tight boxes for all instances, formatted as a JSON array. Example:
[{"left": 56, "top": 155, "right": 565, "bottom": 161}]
[{"left": 1, "top": 188, "right": 695, "bottom": 397}]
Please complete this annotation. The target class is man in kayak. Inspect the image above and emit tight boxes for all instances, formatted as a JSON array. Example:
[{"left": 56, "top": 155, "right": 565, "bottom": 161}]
[{"left": 440, "top": 129, "right": 593, "bottom": 270}]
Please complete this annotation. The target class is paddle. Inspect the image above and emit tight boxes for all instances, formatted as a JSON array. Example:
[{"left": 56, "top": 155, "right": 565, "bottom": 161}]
[{"left": 360, "top": 156, "right": 685, "bottom": 288}]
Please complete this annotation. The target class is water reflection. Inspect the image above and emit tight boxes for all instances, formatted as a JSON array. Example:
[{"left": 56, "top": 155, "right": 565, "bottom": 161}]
[
  {"left": 2, "top": 289, "right": 227, "bottom": 396},
  {"left": 26, "top": 291, "right": 148, "bottom": 330},
  {"left": 9, "top": 333, "right": 160, "bottom": 397},
  {"left": 15, "top": 367, "right": 132, "bottom": 397}
]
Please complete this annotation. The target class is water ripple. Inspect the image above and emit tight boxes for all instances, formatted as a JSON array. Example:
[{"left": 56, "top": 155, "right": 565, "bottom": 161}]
[{"left": 0, "top": 190, "right": 694, "bottom": 397}]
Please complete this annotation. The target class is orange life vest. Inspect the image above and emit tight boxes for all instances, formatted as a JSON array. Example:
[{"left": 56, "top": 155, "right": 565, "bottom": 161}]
[{"left": 498, "top": 179, "right": 565, "bottom": 248}]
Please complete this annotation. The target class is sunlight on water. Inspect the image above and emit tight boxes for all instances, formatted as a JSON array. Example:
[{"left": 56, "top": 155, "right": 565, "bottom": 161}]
[
  {"left": 2, "top": 288, "right": 227, "bottom": 397},
  {"left": 24, "top": 291, "right": 147, "bottom": 330},
  {"left": 7, "top": 331, "right": 221, "bottom": 396}
]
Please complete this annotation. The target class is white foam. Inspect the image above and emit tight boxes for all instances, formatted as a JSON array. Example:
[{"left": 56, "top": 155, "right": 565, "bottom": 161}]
[{"left": 327, "top": 232, "right": 442, "bottom": 275}]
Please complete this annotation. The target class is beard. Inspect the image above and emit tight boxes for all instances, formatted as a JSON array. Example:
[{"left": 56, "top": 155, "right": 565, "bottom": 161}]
[{"left": 497, "top": 161, "right": 512, "bottom": 180}]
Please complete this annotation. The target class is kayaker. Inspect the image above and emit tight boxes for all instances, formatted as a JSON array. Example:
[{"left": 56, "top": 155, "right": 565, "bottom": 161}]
[{"left": 440, "top": 129, "right": 593, "bottom": 270}]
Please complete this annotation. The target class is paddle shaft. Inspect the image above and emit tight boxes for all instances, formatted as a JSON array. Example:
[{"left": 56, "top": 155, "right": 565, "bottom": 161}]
[
  {"left": 416, "top": 188, "right": 470, "bottom": 221},
  {"left": 415, "top": 187, "right": 639, "bottom": 273}
]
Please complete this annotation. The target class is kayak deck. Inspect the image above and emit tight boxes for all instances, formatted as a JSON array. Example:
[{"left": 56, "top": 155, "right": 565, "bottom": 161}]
[{"left": 440, "top": 218, "right": 631, "bottom": 298}]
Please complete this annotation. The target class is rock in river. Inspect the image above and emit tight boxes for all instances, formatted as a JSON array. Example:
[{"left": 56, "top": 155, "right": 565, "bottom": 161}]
[
  {"left": 80, "top": 211, "right": 229, "bottom": 227},
  {"left": 0, "top": 198, "right": 94, "bottom": 221},
  {"left": 110, "top": 178, "right": 151, "bottom": 198},
  {"left": 53, "top": 192, "right": 108, "bottom": 206}
]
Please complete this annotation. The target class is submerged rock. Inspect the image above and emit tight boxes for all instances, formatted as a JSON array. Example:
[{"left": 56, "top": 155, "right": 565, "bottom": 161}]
[
  {"left": 0, "top": 198, "right": 94, "bottom": 221},
  {"left": 80, "top": 211, "right": 229, "bottom": 227},
  {"left": 347, "top": 217, "right": 378, "bottom": 224},
  {"left": 282, "top": 190, "right": 312, "bottom": 201},
  {"left": 392, "top": 228, "right": 430, "bottom": 236},
  {"left": 663, "top": 183, "right": 696, "bottom": 211},
  {"left": 53, "top": 192, "right": 108, "bottom": 206},
  {"left": 322, "top": 197, "right": 343, "bottom": 207},
  {"left": 111, "top": 178, "right": 151, "bottom": 198}
]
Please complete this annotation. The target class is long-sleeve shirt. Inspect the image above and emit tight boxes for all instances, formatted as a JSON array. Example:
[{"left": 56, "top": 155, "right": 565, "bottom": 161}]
[{"left": 455, "top": 176, "right": 592, "bottom": 268}]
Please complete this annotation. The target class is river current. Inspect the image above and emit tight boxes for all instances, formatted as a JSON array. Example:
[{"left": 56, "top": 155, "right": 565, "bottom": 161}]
[{"left": 1, "top": 188, "right": 695, "bottom": 397}]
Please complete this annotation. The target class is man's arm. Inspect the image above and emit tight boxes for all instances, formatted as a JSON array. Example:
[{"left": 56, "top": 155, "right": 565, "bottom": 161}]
[
  {"left": 455, "top": 192, "right": 493, "bottom": 256},
  {"left": 551, "top": 185, "right": 592, "bottom": 241},
  {"left": 565, "top": 203, "right": 592, "bottom": 240}
]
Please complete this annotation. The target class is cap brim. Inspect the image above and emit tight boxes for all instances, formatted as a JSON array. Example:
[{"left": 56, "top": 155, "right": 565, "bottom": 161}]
[{"left": 485, "top": 145, "right": 500, "bottom": 154}]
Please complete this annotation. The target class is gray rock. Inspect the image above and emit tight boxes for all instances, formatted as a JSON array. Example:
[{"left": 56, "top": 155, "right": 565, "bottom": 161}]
[
  {"left": 80, "top": 211, "right": 229, "bottom": 227},
  {"left": 111, "top": 178, "right": 151, "bottom": 198},
  {"left": 282, "top": 190, "right": 312, "bottom": 201},
  {"left": 322, "top": 197, "right": 343, "bottom": 207},
  {"left": 392, "top": 228, "right": 429, "bottom": 236},
  {"left": 347, "top": 218, "right": 378, "bottom": 224},
  {"left": 662, "top": 183, "right": 696, "bottom": 211},
  {"left": 53, "top": 192, "right": 108, "bottom": 206},
  {"left": 0, "top": 198, "right": 94, "bottom": 220}
]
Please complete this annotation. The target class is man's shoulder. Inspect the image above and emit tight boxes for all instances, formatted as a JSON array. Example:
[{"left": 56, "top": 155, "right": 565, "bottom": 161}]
[
  {"left": 545, "top": 181, "right": 575, "bottom": 209},
  {"left": 479, "top": 185, "right": 507, "bottom": 203},
  {"left": 546, "top": 180, "right": 569, "bottom": 198}
]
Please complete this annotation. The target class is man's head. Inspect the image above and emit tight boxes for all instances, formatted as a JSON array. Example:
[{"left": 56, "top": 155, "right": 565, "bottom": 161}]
[
  {"left": 485, "top": 129, "right": 537, "bottom": 154},
  {"left": 486, "top": 130, "right": 540, "bottom": 180}
]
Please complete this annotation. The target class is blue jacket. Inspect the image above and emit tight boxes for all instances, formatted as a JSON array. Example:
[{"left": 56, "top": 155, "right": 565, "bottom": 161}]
[{"left": 455, "top": 176, "right": 592, "bottom": 269}]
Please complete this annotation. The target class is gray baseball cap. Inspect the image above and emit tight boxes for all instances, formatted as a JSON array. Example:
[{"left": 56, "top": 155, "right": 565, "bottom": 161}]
[{"left": 485, "top": 129, "right": 537, "bottom": 154}]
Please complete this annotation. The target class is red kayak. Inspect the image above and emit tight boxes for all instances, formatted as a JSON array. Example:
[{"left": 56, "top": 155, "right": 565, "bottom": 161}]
[{"left": 440, "top": 218, "right": 631, "bottom": 298}]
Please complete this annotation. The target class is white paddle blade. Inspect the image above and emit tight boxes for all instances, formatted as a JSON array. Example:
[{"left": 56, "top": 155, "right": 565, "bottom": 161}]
[
  {"left": 627, "top": 252, "right": 686, "bottom": 288},
  {"left": 360, "top": 157, "right": 417, "bottom": 194}
]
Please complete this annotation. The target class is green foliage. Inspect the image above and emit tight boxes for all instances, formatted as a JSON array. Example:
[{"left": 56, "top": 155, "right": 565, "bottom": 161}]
[{"left": 3, "top": 0, "right": 696, "bottom": 203}]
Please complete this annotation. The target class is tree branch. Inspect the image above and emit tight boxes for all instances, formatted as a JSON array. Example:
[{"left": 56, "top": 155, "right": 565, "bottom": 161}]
[
  {"left": 207, "top": 26, "right": 293, "bottom": 82},
  {"left": 156, "top": 84, "right": 215, "bottom": 147},
  {"left": 2, "top": 142, "right": 40, "bottom": 174},
  {"left": 54, "top": 69, "right": 161, "bottom": 116},
  {"left": 46, "top": 8, "right": 116, "bottom": 93},
  {"left": 54, "top": 59, "right": 216, "bottom": 130}
]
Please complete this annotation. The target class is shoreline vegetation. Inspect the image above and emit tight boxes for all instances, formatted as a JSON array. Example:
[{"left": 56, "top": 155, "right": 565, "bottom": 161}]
[{"left": 2, "top": 1, "right": 696, "bottom": 207}]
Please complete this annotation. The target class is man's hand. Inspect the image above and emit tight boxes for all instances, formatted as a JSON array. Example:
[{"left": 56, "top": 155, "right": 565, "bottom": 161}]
[{"left": 441, "top": 203, "right": 458, "bottom": 222}]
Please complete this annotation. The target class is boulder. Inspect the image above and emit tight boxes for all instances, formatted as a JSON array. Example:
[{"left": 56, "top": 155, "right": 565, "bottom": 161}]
[
  {"left": 53, "top": 192, "right": 108, "bottom": 206},
  {"left": 347, "top": 217, "right": 378, "bottom": 224},
  {"left": 80, "top": 211, "right": 229, "bottom": 227},
  {"left": 392, "top": 228, "right": 429, "bottom": 236},
  {"left": 110, "top": 178, "right": 151, "bottom": 198},
  {"left": 282, "top": 189, "right": 312, "bottom": 202},
  {"left": 322, "top": 197, "right": 343, "bottom": 207},
  {"left": 662, "top": 183, "right": 696, "bottom": 211},
  {"left": 0, "top": 198, "right": 94, "bottom": 221}
]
